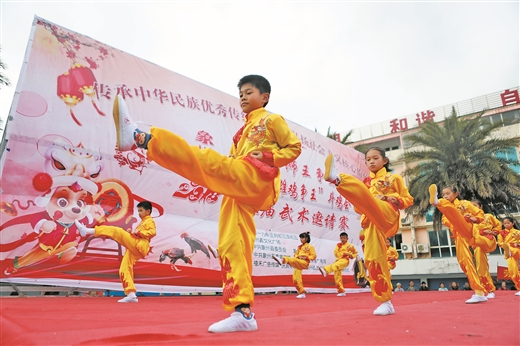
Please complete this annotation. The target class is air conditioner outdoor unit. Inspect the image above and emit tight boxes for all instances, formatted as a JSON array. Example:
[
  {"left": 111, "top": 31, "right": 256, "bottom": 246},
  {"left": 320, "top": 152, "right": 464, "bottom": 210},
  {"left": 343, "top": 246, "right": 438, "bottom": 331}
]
[
  {"left": 401, "top": 243, "right": 413, "bottom": 254},
  {"left": 417, "top": 244, "right": 429, "bottom": 253},
  {"left": 401, "top": 216, "right": 411, "bottom": 226}
]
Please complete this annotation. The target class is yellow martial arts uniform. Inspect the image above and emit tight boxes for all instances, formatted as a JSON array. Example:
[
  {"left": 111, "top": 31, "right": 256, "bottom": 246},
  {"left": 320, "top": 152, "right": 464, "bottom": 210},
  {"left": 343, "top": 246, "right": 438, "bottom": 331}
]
[
  {"left": 323, "top": 241, "right": 357, "bottom": 293},
  {"left": 387, "top": 246, "right": 398, "bottom": 271},
  {"left": 336, "top": 167, "right": 413, "bottom": 302},
  {"left": 146, "top": 108, "right": 301, "bottom": 311},
  {"left": 497, "top": 227, "right": 520, "bottom": 290},
  {"left": 282, "top": 243, "right": 317, "bottom": 294},
  {"left": 472, "top": 213, "right": 501, "bottom": 293},
  {"left": 438, "top": 198, "right": 487, "bottom": 295},
  {"left": 94, "top": 215, "right": 156, "bottom": 295}
]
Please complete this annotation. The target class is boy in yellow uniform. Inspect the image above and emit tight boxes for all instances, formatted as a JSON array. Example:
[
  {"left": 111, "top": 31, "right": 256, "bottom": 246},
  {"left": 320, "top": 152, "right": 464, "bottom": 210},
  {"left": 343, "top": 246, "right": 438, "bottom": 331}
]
[
  {"left": 318, "top": 232, "right": 357, "bottom": 297},
  {"left": 471, "top": 200, "right": 501, "bottom": 298},
  {"left": 498, "top": 217, "right": 520, "bottom": 296},
  {"left": 75, "top": 201, "right": 156, "bottom": 303},
  {"left": 113, "top": 75, "right": 301, "bottom": 332},
  {"left": 429, "top": 185, "right": 488, "bottom": 304},
  {"left": 273, "top": 232, "right": 316, "bottom": 298}
]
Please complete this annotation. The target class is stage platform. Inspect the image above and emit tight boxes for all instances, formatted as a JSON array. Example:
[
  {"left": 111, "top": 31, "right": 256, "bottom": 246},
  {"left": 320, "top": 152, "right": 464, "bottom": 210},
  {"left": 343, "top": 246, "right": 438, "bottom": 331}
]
[{"left": 1, "top": 290, "right": 518, "bottom": 345}]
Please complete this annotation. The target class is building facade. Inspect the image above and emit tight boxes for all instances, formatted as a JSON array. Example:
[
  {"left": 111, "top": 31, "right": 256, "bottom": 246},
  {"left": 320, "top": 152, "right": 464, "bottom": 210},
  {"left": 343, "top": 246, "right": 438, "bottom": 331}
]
[{"left": 345, "top": 87, "right": 520, "bottom": 291}]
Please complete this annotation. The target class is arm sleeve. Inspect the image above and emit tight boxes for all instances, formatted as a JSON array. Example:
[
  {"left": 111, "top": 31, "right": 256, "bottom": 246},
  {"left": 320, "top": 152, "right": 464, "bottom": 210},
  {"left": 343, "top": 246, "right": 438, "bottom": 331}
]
[
  {"left": 393, "top": 174, "right": 414, "bottom": 209},
  {"left": 135, "top": 218, "right": 156, "bottom": 240},
  {"left": 307, "top": 245, "right": 317, "bottom": 261},
  {"left": 228, "top": 143, "right": 237, "bottom": 157},
  {"left": 466, "top": 202, "right": 484, "bottom": 223},
  {"left": 334, "top": 246, "right": 341, "bottom": 259},
  {"left": 349, "top": 244, "right": 358, "bottom": 258},
  {"left": 497, "top": 233, "right": 505, "bottom": 245},
  {"left": 268, "top": 115, "right": 302, "bottom": 167},
  {"left": 492, "top": 216, "right": 502, "bottom": 232}
]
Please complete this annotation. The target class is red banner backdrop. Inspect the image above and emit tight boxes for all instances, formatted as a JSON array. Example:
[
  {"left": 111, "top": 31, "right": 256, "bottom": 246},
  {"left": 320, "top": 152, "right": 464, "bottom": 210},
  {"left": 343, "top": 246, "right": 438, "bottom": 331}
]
[{"left": 0, "top": 16, "right": 370, "bottom": 293}]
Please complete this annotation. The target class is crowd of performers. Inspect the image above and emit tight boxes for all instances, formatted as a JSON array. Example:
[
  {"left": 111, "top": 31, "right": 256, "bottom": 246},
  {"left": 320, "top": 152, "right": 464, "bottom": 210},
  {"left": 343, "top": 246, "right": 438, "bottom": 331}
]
[
  {"left": 276, "top": 149, "right": 520, "bottom": 317},
  {"left": 73, "top": 75, "right": 519, "bottom": 333}
]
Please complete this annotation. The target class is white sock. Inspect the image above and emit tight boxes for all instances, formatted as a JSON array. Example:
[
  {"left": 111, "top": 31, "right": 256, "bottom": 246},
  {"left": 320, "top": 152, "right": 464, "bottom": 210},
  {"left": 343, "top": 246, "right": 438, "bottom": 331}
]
[{"left": 127, "top": 292, "right": 136, "bottom": 298}]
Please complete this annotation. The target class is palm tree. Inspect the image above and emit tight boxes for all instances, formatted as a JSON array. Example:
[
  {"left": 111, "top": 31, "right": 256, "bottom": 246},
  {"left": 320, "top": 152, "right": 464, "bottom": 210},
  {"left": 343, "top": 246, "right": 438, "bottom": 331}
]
[
  {"left": 0, "top": 46, "right": 10, "bottom": 89},
  {"left": 325, "top": 126, "right": 353, "bottom": 145},
  {"left": 402, "top": 106, "right": 520, "bottom": 228}
]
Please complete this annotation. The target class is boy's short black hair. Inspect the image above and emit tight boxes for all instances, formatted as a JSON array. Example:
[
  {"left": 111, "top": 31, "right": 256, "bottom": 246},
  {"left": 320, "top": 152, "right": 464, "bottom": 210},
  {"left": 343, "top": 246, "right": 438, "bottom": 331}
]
[
  {"left": 339, "top": 232, "right": 348, "bottom": 238},
  {"left": 238, "top": 75, "right": 271, "bottom": 107},
  {"left": 238, "top": 75, "right": 271, "bottom": 94},
  {"left": 137, "top": 200, "right": 152, "bottom": 212}
]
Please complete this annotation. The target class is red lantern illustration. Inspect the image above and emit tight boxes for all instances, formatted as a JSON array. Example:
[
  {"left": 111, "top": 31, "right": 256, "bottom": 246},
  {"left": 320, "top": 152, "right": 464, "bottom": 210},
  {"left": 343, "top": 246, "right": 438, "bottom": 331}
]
[
  {"left": 57, "top": 72, "right": 84, "bottom": 126},
  {"left": 68, "top": 63, "right": 105, "bottom": 116}
]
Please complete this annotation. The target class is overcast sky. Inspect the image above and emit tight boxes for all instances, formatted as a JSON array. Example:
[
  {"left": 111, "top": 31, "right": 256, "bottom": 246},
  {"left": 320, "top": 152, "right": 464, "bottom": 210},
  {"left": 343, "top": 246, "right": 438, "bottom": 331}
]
[{"left": 0, "top": 1, "right": 518, "bottom": 136}]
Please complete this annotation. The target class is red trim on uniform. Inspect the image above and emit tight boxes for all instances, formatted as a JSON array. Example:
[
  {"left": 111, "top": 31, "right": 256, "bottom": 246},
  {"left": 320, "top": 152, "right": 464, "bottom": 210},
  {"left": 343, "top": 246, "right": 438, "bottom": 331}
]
[{"left": 243, "top": 155, "right": 279, "bottom": 180}]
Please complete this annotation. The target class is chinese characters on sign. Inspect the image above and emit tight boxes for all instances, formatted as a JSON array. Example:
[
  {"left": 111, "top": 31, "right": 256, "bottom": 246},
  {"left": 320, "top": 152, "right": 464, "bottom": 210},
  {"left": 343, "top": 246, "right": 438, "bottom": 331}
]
[
  {"left": 93, "top": 82, "right": 244, "bottom": 121},
  {"left": 501, "top": 89, "right": 520, "bottom": 106},
  {"left": 390, "top": 110, "right": 436, "bottom": 133}
]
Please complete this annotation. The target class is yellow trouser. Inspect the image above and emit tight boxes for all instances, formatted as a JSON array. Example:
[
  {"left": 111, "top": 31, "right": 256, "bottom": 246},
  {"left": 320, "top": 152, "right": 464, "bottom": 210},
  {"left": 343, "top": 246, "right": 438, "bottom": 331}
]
[
  {"left": 506, "top": 247, "right": 520, "bottom": 289},
  {"left": 473, "top": 233, "right": 497, "bottom": 293},
  {"left": 436, "top": 199, "right": 486, "bottom": 294},
  {"left": 147, "top": 127, "right": 276, "bottom": 311},
  {"left": 95, "top": 225, "right": 144, "bottom": 295},
  {"left": 336, "top": 174, "right": 397, "bottom": 302},
  {"left": 284, "top": 257, "right": 309, "bottom": 294},
  {"left": 324, "top": 258, "right": 349, "bottom": 293}
]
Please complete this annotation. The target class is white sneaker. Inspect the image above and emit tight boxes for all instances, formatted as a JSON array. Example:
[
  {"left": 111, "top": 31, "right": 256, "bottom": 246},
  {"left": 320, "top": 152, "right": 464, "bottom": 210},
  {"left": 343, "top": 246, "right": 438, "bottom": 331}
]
[
  {"left": 465, "top": 294, "right": 487, "bottom": 304},
  {"left": 318, "top": 266, "right": 327, "bottom": 277},
  {"left": 324, "top": 153, "right": 339, "bottom": 184},
  {"left": 272, "top": 255, "right": 282, "bottom": 265},
  {"left": 373, "top": 301, "right": 395, "bottom": 315},
  {"left": 337, "top": 292, "right": 346, "bottom": 297},
  {"left": 118, "top": 295, "right": 138, "bottom": 303},
  {"left": 74, "top": 220, "right": 94, "bottom": 237},
  {"left": 208, "top": 244, "right": 218, "bottom": 259},
  {"left": 515, "top": 291, "right": 520, "bottom": 296},
  {"left": 208, "top": 312, "right": 257, "bottom": 333},
  {"left": 113, "top": 94, "right": 138, "bottom": 151},
  {"left": 487, "top": 292, "right": 495, "bottom": 299},
  {"left": 296, "top": 293, "right": 306, "bottom": 299},
  {"left": 429, "top": 184, "right": 438, "bottom": 205}
]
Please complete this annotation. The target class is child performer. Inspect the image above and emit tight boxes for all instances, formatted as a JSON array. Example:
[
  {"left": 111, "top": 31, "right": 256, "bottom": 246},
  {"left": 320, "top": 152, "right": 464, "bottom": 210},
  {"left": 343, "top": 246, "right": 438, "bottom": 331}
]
[
  {"left": 471, "top": 200, "right": 501, "bottom": 298},
  {"left": 324, "top": 147, "right": 413, "bottom": 315},
  {"left": 75, "top": 201, "right": 156, "bottom": 303},
  {"left": 386, "top": 238, "right": 398, "bottom": 273},
  {"left": 318, "top": 232, "right": 357, "bottom": 297},
  {"left": 272, "top": 232, "right": 316, "bottom": 298},
  {"left": 429, "top": 185, "right": 488, "bottom": 303},
  {"left": 113, "top": 75, "right": 301, "bottom": 332},
  {"left": 497, "top": 217, "right": 520, "bottom": 296}
]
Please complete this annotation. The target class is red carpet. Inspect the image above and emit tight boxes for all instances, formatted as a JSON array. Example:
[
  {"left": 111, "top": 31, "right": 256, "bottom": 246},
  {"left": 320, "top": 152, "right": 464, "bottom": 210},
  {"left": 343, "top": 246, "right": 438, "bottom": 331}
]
[{"left": 1, "top": 291, "right": 518, "bottom": 345}]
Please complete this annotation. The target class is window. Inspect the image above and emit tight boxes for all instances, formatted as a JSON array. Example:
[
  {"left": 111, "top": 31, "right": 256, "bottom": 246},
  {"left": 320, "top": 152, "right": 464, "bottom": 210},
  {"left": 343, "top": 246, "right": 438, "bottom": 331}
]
[
  {"left": 483, "top": 110, "right": 520, "bottom": 126},
  {"left": 391, "top": 233, "right": 404, "bottom": 259},
  {"left": 495, "top": 146, "right": 520, "bottom": 174},
  {"left": 428, "top": 229, "right": 456, "bottom": 258},
  {"left": 502, "top": 109, "right": 520, "bottom": 125},
  {"left": 425, "top": 207, "right": 435, "bottom": 222}
]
